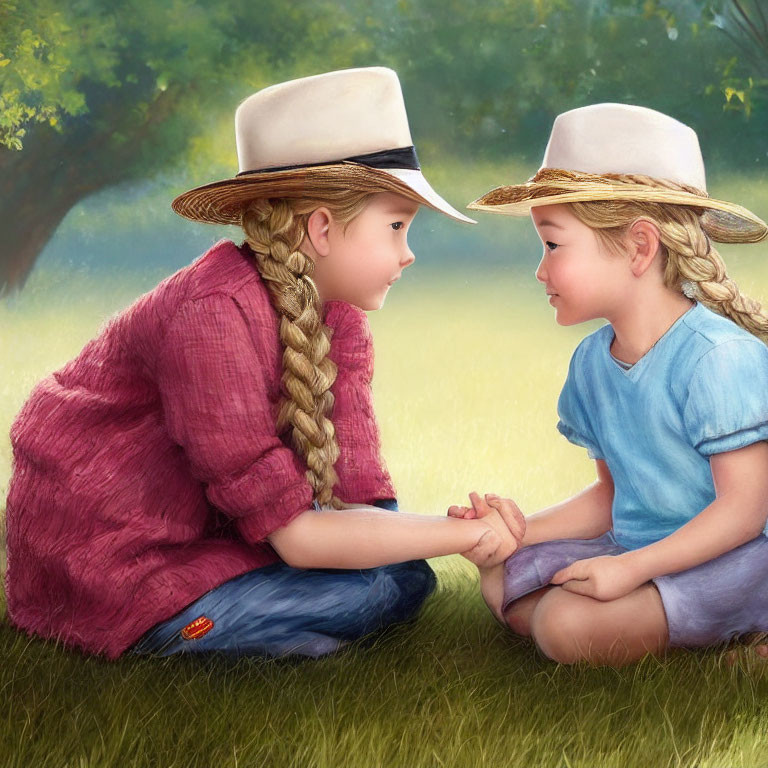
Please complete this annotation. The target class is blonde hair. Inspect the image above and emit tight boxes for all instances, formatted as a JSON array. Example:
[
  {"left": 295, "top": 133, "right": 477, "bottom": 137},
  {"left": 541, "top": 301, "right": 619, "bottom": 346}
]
[
  {"left": 241, "top": 187, "right": 373, "bottom": 508},
  {"left": 566, "top": 173, "right": 768, "bottom": 344}
]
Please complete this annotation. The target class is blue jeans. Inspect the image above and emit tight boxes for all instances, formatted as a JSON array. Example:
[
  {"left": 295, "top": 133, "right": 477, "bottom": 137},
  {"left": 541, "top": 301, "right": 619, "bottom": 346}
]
[{"left": 130, "top": 500, "right": 436, "bottom": 658}]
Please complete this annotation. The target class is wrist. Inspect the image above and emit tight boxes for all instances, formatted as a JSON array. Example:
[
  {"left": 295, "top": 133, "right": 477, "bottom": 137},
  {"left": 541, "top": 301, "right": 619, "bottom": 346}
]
[
  {"left": 616, "top": 548, "right": 657, "bottom": 583},
  {"left": 467, "top": 518, "right": 493, "bottom": 545},
  {"left": 519, "top": 516, "right": 547, "bottom": 548},
  {"left": 452, "top": 518, "right": 497, "bottom": 555}
]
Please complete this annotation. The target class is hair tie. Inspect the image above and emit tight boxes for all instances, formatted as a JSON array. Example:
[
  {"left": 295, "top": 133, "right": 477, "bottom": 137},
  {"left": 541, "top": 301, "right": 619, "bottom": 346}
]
[{"left": 681, "top": 280, "right": 699, "bottom": 299}]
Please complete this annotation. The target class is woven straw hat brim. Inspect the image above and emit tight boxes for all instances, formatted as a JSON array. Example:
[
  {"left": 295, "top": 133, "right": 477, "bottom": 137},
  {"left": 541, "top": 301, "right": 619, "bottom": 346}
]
[
  {"left": 173, "top": 162, "right": 474, "bottom": 225},
  {"left": 467, "top": 182, "right": 768, "bottom": 244}
]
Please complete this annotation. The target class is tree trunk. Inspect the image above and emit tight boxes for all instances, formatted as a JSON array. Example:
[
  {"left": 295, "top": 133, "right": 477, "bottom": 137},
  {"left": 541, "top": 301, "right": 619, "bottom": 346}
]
[
  {"left": 0, "top": 87, "right": 182, "bottom": 296},
  {"left": 1, "top": 162, "right": 89, "bottom": 294}
]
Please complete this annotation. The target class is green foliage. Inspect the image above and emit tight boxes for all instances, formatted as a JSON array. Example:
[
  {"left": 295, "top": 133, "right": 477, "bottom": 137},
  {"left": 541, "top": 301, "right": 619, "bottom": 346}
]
[
  {"left": 320, "top": 0, "right": 767, "bottom": 167},
  {"left": 3, "top": 0, "right": 766, "bottom": 171},
  {"left": 643, "top": 1, "right": 768, "bottom": 120},
  {"left": 706, "top": 0, "right": 768, "bottom": 119},
  {"left": 0, "top": 0, "right": 357, "bottom": 164},
  {"left": 2, "top": 0, "right": 767, "bottom": 298},
  {"left": 0, "top": 0, "right": 116, "bottom": 148}
]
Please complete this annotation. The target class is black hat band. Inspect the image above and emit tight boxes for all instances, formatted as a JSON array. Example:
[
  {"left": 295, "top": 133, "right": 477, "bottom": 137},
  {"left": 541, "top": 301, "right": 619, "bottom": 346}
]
[{"left": 236, "top": 145, "right": 420, "bottom": 176}]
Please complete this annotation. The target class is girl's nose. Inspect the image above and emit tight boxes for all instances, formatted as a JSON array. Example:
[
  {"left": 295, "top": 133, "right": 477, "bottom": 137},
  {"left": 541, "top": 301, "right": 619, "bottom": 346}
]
[
  {"left": 401, "top": 246, "right": 416, "bottom": 268},
  {"left": 535, "top": 255, "right": 548, "bottom": 283}
]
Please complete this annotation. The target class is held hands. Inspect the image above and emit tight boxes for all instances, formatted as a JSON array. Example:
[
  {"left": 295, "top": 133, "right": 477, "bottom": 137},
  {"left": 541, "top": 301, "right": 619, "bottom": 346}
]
[
  {"left": 550, "top": 554, "right": 646, "bottom": 601},
  {"left": 447, "top": 492, "right": 526, "bottom": 568}
]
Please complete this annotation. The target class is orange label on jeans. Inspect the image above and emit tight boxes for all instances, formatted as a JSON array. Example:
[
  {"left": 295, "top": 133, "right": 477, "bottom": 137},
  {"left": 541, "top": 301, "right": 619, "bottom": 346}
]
[{"left": 181, "top": 615, "right": 214, "bottom": 640}]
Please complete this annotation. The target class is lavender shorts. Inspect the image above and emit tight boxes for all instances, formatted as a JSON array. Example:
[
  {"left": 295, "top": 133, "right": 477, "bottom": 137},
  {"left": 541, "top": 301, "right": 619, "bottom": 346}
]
[{"left": 503, "top": 532, "right": 768, "bottom": 648}]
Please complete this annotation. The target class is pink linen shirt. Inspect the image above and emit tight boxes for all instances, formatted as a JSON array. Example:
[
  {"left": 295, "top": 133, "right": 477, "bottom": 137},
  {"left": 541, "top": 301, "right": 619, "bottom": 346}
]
[{"left": 5, "top": 239, "right": 395, "bottom": 659}]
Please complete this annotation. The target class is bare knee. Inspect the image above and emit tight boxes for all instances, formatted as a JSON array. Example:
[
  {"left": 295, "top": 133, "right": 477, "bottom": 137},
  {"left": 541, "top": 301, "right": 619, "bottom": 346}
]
[
  {"left": 504, "top": 603, "right": 532, "bottom": 636},
  {"left": 529, "top": 589, "right": 592, "bottom": 664},
  {"left": 530, "top": 584, "right": 669, "bottom": 666},
  {"left": 503, "top": 587, "right": 551, "bottom": 638}
]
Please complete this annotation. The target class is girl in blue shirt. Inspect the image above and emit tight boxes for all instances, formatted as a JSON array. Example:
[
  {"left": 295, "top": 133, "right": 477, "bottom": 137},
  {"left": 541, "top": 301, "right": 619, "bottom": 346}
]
[{"left": 452, "top": 103, "right": 768, "bottom": 666}]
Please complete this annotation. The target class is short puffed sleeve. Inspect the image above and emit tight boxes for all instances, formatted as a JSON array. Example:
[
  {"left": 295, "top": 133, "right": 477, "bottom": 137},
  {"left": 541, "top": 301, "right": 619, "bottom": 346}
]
[
  {"left": 683, "top": 338, "right": 768, "bottom": 456},
  {"left": 556, "top": 347, "right": 605, "bottom": 460}
]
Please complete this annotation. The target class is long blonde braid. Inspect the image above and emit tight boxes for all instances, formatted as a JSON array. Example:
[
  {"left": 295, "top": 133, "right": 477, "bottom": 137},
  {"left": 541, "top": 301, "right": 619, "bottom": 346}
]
[
  {"left": 565, "top": 173, "right": 768, "bottom": 344},
  {"left": 241, "top": 190, "right": 371, "bottom": 507}
]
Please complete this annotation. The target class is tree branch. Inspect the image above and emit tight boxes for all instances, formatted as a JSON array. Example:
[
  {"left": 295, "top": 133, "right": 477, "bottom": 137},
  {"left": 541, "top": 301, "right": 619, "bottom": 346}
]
[{"left": 731, "top": 0, "right": 767, "bottom": 48}]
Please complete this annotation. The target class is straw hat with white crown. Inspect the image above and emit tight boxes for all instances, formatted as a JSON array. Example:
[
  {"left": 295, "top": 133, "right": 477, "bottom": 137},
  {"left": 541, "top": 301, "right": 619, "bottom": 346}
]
[
  {"left": 468, "top": 103, "right": 767, "bottom": 244},
  {"left": 173, "top": 67, "right": 475, "bottom": 226}
]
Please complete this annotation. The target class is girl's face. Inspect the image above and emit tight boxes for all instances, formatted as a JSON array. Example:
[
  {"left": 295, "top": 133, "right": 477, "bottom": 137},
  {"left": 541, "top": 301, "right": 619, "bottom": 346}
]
[
  {"left": 531, "top": 204, "right": 631, "bottom": 326},
  {"left": 308, "top": 192, "right": 419, "bottom": 311}
]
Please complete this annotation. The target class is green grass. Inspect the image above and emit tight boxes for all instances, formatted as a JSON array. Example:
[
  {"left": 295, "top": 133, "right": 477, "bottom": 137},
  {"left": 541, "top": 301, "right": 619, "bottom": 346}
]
[
  {"left": 3, "top": 583, "right": 768, "bottom": 768},
  {"left": 2, "top": 257, "right": 768, "bottom": 767}
]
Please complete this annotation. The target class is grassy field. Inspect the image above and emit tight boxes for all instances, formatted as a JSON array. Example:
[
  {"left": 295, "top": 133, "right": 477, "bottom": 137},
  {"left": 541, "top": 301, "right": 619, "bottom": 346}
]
[{"left": 2, "top": 239, "right": 768, "bottom": 766}]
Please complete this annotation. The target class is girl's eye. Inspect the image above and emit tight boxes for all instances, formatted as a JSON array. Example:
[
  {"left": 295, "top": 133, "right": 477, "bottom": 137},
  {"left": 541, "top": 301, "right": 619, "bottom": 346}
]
[
  {"left": 545, "top": 241, "right": 559, "bottom": 251},
  {"left": 391, "top": 222, "right": 404, "bottom": 231}
]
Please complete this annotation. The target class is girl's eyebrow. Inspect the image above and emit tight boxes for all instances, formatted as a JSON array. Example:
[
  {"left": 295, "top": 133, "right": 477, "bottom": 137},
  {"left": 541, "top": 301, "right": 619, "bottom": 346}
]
[
  {"left": 383, "top": 207, "right": 419, "bottom": 216},
  {"left": 536, "top": 219, "right": 565, "bottom": 230}
]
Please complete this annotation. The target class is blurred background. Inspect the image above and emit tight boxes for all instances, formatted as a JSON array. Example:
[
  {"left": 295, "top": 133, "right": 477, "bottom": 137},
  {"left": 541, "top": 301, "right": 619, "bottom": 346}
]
[
  {"left": 2, "top": 0, "right": 768, "bottom": 286},
  {"left": 2, "top": 0, "right": 768, "bottom": 510}
]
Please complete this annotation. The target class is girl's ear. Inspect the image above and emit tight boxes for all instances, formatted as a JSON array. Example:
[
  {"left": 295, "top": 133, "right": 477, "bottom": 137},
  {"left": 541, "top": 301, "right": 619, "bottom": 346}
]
[
  {"left": 305, "top": 207, "right": 333, "bottom": 258},
  {"left": 627, "top": 219, "right": 662, "bottom": 278}
]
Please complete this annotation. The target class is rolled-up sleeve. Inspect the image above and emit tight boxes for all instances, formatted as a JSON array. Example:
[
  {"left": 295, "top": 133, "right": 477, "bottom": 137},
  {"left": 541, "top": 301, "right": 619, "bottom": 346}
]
[{"left": 155, "top": 293, "right": 313, "bottom": 544}]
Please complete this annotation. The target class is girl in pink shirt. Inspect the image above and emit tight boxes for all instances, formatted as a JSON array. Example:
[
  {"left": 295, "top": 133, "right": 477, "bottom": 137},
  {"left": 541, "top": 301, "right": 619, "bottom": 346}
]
[{"left": 5, "top": 68, "right": 524, "bottom": 660}]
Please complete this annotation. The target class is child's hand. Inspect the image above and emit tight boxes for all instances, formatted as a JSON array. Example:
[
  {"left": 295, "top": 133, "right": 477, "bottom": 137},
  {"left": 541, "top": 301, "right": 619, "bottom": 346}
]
[
  {"left": 550, "top": 554, "right": 645, "bottom": 601},
  {"left": 447, "top": 503, "right": 475, "bottom": 519},
  {"left": 482, "top": 493, "right": 526, "bottom": 545},
  {"left": 456, "top": 492, "right": 527, "bottom": 568},
  {"left": 448, "top": 492, "right": 526, "bottom": 543},
  {"left": 461, "top": 519, "right": 518, "bottom": 568}
]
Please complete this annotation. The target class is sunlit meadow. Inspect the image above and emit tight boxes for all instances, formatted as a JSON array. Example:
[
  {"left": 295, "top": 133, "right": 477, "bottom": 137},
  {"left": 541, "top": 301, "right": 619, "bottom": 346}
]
[{"left": 1, "top": 170, "right": 768, "bottom": 767}]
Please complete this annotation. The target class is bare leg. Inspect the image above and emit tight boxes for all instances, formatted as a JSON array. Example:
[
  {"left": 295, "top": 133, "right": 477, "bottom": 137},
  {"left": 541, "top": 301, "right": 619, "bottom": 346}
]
[
  {"left": 529, "top": 583, "right": 669, "bottom": 667},
  {"left": 478, "top": 564, "right": 553, "bottom": 634},
  {"left": 478, "top": 564, "right": 506, "bottom": 626},
  {"left": 503, "top": 587, "right": 553, "bottom": 637}
]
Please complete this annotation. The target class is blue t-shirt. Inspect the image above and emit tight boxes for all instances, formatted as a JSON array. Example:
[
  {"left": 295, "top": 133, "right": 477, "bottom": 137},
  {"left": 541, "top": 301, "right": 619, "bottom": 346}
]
[{"left": 557, "top": 301, "right": 768, "bottom": 550}]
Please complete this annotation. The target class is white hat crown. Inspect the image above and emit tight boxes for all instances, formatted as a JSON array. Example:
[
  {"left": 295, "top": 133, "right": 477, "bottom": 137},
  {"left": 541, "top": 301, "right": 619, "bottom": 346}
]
[
  {"left": 542, "top": 103, "right": 707, "bottom": 192},
  {"left": 235, "top": 67, "right": 414, "bottom": 172},
  {"left": 173, "top": 67, "right": 474, "bottom": 224}
]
